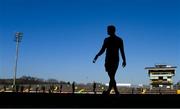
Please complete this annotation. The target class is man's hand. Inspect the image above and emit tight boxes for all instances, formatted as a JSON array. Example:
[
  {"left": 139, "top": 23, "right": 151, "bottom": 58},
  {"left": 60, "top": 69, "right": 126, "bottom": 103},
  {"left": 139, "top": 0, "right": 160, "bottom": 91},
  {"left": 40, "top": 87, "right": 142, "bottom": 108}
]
[
  {"left": 93, "top": 59, "right": 96, "bottom": 63},
  {"left": 93, "top": 55, "right": 98, "bottom": 63},
  {"left": 122, "top": 61, "right": 126, "bottom": 68}
]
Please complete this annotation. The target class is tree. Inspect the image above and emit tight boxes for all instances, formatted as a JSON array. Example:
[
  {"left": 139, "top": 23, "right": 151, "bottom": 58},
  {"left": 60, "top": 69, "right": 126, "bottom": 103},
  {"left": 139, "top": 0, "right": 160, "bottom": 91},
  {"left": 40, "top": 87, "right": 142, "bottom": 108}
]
[
  {"left": 178, "top": 81, "right": 180, "bottom": 84},
  {"left": 177, "top": 81, "right": 180, "bottom": 86},
  {"left": 46, "top": 78, "right": 59, "bottom": 84},
  {"left": 18, "top": 75, "right": 44, "bottom": 84}
]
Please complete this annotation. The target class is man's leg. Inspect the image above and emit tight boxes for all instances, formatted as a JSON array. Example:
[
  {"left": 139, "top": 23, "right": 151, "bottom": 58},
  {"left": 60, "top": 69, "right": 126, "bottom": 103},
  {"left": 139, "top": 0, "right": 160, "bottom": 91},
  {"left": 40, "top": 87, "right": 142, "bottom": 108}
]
[
  {"left": 106, "top": 71, "right": 115, "bottom": 93},
  {"left": 113, "top": 79, "right": 119, "bottom": 94},
  {"left": 106, "top": 73, "right": 113, "bottom": 93},
  {"left": 113, "top": 62, "right": 119, "bottom": 94},
  {"left": 104, "top": 61, "right": 119, "bottom": 94},
  {"left": 108, "top": 71, "right": 119, "bottom": 94}
]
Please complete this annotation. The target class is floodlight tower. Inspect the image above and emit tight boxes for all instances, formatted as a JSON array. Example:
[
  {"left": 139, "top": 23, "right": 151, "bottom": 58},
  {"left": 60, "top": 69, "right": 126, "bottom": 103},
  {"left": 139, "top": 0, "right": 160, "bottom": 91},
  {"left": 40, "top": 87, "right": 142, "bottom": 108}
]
[{"left": 13, "top": 32, "right": 23, "bottom": 90}]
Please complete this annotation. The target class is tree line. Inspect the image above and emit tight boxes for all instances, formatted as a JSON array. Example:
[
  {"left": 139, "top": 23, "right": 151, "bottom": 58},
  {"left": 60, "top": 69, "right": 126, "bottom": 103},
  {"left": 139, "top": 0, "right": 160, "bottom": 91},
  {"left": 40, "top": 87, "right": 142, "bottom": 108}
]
[{"left": 0, "top": 75, "right": 69, "bottom": 85}]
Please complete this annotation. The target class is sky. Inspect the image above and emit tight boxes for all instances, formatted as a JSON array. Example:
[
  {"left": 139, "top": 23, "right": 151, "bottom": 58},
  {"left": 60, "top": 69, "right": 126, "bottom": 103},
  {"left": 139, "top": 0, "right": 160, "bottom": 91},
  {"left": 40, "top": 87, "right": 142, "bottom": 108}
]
[{"left": 0, "top": 0, "right": 180, "bottom": 85}]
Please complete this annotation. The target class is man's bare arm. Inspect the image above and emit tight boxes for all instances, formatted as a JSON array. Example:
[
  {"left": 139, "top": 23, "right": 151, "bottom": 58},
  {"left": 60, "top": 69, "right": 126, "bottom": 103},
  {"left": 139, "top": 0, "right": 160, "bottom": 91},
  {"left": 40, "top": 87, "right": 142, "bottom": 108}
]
[
  {"left": 93, "top": 40, "right": 106, "bottom": 63},
  {"left": 120, "top": 40, "right": 126, "bottom": 67}
]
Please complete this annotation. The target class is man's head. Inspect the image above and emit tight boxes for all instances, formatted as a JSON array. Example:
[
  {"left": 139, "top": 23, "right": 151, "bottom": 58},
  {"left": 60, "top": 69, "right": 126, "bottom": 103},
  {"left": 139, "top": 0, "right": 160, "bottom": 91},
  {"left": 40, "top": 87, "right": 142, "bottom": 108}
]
[{"left": 107, "top": 25, "right": 116, "bottom": 36}]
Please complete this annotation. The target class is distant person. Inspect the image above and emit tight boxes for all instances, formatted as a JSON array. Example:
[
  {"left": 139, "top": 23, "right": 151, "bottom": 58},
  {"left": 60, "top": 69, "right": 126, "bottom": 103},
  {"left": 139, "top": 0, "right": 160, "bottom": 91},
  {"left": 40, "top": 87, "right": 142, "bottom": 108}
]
[
  {"left": 93, "top": 82, "right": 96, "bottom": 94},
  {"left": 36, "top": 85, "right": 39, "bottom": 93},
  {"left": 48, "top": 89, "right": 51, "bottom": 93},
  {"left": 132, "top": 88, "right": 135, "bottom": 94},
  {"left": 59, "top": 84, "right": 63, "bottom": 93},
  {"left": 41, "top": 86, "right": 45, "bottom": 93},
  {"left": 20, "top": 85, "right": 24, "bottom": 93},
  {"left": 51, "top": 85, "right": 54, "bottom": 93},
  {"left": 93, "top": 25, "right": 126, "bottom": 95},
  {"left": 28, "top": 85, "right": 31, "bottom": 93},
  {"left": 16, "top": 85, "right": 19, "bottom": 92},
  {"left": 72, "top": 81, "right": 75, "bottom": 94},
  {"left": 3, "top": 85, "right": 6, "bottom": 92}
]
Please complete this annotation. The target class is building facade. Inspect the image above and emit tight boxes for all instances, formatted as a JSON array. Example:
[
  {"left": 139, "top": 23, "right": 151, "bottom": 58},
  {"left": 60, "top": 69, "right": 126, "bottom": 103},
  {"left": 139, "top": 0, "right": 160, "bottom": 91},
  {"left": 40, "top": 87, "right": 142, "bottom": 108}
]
[{"left": 145, "top": 64, "right": 176, "bottom": 89}]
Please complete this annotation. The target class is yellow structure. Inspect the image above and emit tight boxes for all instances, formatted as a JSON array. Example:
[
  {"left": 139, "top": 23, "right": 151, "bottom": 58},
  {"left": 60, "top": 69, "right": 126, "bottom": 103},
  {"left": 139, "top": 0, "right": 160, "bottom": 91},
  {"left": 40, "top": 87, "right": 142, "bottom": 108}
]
[
  {"left": 177, "top": 90, "right": 180, "bottom": 94},
  {"left": 145, "top": 64, "right": 177, "bottom": 89},
  {"left": 141, "top": 89, "right": 146, "bottom": 94},
  {"left": 78, "top": 89, "right": 85, "bottom": 93}
]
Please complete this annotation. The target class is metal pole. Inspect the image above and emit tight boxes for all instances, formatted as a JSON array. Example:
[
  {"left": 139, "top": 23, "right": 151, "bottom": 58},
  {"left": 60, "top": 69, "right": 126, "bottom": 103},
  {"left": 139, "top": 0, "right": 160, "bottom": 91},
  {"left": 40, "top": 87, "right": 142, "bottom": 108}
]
[
  {"left": 13, "top": 32, "right": 23, "bottom": 91},
  {"left": 13, "top": 39, "right": 19, "bottom": 88}
]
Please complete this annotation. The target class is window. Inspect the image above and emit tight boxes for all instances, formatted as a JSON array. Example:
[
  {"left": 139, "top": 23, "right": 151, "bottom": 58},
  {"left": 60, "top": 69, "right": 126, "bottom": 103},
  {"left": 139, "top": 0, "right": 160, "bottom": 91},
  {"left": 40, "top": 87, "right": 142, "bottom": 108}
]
[{"left": 159, "top": 77, "right": 163, "bottom": 80}]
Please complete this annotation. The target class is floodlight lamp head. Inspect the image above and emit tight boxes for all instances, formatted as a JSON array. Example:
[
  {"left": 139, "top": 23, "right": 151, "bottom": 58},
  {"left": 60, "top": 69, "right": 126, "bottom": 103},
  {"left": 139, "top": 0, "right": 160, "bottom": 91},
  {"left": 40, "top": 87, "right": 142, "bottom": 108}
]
[{"left": 15, "top": 32, "right": 23, "bottom": 42}]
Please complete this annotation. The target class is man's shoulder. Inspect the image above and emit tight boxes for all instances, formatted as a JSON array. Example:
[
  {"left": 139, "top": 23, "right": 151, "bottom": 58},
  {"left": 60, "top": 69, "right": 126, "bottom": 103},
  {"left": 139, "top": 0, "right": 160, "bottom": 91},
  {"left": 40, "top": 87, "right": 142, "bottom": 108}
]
[
  {"left": 104, "top": 36, "right": 123, "bottom": 41},
  {"left": 104, "top": 37, "right": 109, "bottom": 41},
  {"left": 115, "top": 36, "right": 123, "bottom": 42},
  {"left": 116, "top": 35, "right": 122, "bottom": 39}
]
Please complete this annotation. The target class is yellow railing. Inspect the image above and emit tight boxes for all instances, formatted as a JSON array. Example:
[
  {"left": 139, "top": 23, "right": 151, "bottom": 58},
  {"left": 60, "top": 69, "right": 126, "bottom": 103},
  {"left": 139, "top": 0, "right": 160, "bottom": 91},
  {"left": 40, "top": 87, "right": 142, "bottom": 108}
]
[
  {"left": 177, "top": 90, "right": 180, "bottom": 94},
  {"left": 151, "top": 81, "right": 172, "bottom": 84}
]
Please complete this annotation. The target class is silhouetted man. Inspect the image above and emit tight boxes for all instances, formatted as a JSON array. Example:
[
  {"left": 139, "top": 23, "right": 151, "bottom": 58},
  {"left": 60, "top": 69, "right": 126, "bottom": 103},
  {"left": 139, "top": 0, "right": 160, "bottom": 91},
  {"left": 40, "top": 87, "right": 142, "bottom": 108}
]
[{"left": 93, "top": 25, "right": 126, "bottom": 94}]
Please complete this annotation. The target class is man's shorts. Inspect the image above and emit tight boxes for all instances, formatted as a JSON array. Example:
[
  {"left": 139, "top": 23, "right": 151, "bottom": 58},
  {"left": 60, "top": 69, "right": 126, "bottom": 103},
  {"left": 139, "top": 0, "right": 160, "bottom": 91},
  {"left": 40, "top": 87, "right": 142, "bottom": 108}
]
[{"left": 104, "top": 60, "right": 119, "bottom": 73}]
